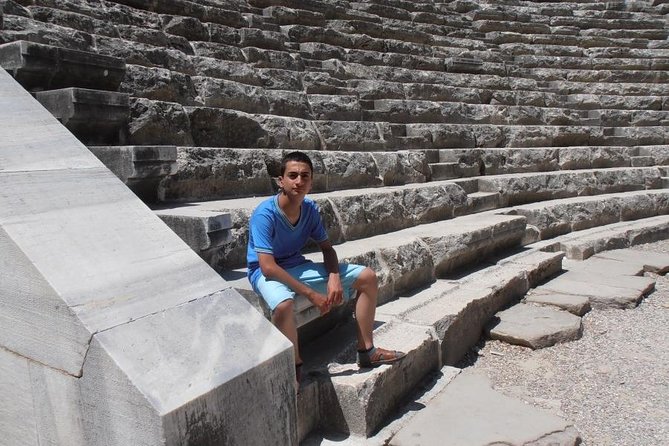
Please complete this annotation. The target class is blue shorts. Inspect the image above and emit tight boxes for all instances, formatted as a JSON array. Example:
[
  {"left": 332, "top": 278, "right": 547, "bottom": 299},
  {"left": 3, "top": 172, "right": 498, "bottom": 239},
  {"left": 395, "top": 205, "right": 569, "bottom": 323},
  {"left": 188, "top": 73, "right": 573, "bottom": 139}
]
[{"left": 253, "top": 262, "right": 366, "bottom": 311}]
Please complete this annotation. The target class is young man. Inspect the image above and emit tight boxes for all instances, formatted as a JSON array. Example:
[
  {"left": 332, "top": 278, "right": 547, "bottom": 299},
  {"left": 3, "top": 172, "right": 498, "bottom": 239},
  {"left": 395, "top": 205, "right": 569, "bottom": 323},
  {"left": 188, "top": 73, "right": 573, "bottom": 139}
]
[{"left": 247, "top": 151, "right": 405, "bottom": 384}]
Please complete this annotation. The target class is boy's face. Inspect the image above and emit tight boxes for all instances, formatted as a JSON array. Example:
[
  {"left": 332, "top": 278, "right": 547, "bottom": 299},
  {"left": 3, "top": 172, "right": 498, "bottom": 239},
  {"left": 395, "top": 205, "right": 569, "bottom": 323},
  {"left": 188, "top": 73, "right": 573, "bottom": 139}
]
[{"left": 278, "top": 161, "right": 313, "bottom": 199}]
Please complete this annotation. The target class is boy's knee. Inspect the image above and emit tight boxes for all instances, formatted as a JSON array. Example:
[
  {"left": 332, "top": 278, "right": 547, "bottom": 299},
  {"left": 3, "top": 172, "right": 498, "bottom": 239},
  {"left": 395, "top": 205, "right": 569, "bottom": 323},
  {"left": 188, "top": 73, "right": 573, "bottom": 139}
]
[
  {"left": 357, "top": 267, "right": 378, "bottom": 289},
  {"left": 273, "top": 298, "right": 294, "bottom": 318}
]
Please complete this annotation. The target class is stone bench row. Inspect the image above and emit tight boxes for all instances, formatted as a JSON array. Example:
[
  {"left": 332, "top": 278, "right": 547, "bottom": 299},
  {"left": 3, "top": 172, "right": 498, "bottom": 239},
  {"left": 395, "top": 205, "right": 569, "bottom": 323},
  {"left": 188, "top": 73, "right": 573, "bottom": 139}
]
[
  {"left": 500, "top": 42, "right": 669, "bottom": 58},
  {"left": 326, "top": 61, "right": 669, "bottom": 98},
  {"left": 154, "top": 166, "right": 664, "bottom": 271},
  {"left": 127, "top": 103, "right": 669, "bottom": 149},
  {"left": 437, "top": 145, "right": 669, "bottom": 178},
  {"left": 118, "top": 70, "right": 669, "bottom": 125},
  {"left": 485, "top": 30, "right": 669, "bottom": 49},
  {"left": 90, "top": 144, "right": 666, "bottom": 204},
  {"left": 547, "top": 79, "right": 669, "bottom": 96},
  {"left": 516, "top": 66, "right": 669, "bottom": 84},
  {"left": 226, "top": 212, "right": 529, "bottom": 326},
  {"left": 473, "top": 18, "right": 667, "bottom": 35},
  {"left": 506, "top": 189, "right": 669, "bottom": 243},
  {"left": 538, "top": 214, "right": 669, "bottom": 260},
  {"left": 471, "top": 5, "right": 666, "bottom": 23},
  {"left": 514, "top": 55, "right": 669, "bottom": 71}
]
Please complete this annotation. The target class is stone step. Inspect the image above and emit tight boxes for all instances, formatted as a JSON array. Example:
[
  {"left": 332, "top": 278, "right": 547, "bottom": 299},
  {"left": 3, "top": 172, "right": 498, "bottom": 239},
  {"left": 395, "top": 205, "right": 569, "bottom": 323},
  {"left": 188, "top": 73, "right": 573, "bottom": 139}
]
[
  {"left": 0, "top": 40, "right": 125, "bottom": 91},
  {"left": 485, "top": 30, "right": 654, "bottom": 49},
  {"left": 295, "top": 247, "right": 563, "bottom": 439},
  {"left": 537, "top": 214, "right": 669, "bottom": 260},
  {"left": 477, "top": 166, "right": 664, "bottom": 207},
  {"left": 501, "top": 42, "right": 669, "bottom": 59},
  {"left": 35, "top": 87, "right": 129, "bottom": 145},
  {"left": 389, "top": 370, "right": 581, "bottom": 446},
  {"left": 487, "top": 303, "right": 583, "bottom": 349},
  {"left": 152, "top": 205, "right": 233, "bottom": 262},
  {"left": 546, "top": 79, "right": 669, "bottom": 96},
  {"left": 515, "top": 55, "right": 669, "bottom": 70},
  {"left": 159, "top": 147, "right": 430, "bottom": 202},
  {"left": 349, "top": 78, "right": 560, "bottom": 106},
  {"left": 506, "top": 188, "right": 669, "bottom": 243},
  {"left": 429, "top": 161, "right": 465, "bottom": 180},
  {"left": 88, "top": 145, "right": 177, "bottom": 202},
  {"left": 531, "top": 267, "right": 655, "bottom": 310},
  {"left": 439, "top": 146, "right": 643, "bottom": 174},
  {"left": 519, "top": 67, "right": 669, "bottom": 84}
]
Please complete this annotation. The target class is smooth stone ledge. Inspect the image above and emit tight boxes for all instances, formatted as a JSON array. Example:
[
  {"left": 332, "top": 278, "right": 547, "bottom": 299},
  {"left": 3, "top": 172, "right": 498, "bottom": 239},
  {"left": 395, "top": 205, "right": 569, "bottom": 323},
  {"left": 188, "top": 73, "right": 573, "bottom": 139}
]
[
  {"left": 488, "top": 303, "right": 583, "bottom": 349},
  {"left": 593, "top": 248, "right": 669, "bottom": 274},
  {"left": 538, "top": 214, "right": 669, "bottom": 260},
  {"left": 390, "top": 371, "right": 581, "bottom": 446},
  {"left": 534, "top": 271, "right": 654, "bottom": 309},
  {"left": 524, "top": 291, "right": 592, "bottom": 316}
]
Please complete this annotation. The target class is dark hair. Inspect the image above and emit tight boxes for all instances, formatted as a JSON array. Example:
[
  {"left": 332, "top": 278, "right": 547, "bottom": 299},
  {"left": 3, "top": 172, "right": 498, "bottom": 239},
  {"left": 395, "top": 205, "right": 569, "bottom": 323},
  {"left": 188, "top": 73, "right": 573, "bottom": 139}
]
[{"left": 280, "top": 151, "right": 313, "bottom": 176}]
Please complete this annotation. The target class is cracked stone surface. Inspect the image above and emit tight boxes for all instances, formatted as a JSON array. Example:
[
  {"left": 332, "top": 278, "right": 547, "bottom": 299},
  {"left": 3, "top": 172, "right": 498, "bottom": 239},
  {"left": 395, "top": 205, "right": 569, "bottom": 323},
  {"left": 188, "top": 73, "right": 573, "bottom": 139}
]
[{"left": 389, "top": 370, "right": 580, "bottom": 446}]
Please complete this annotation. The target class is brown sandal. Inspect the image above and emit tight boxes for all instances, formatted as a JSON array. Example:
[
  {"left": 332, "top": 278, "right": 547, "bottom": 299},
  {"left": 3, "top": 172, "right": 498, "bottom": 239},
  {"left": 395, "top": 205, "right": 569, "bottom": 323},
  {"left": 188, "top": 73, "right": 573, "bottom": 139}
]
[{"left": 357, "top": 346, "right": 406, "bottom": 368}]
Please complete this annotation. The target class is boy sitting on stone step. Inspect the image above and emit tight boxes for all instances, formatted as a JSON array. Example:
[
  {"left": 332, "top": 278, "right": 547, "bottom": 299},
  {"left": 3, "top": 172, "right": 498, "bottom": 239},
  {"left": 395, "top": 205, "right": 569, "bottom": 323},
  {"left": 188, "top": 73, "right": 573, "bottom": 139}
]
[{"left": 246, "top": 151, "right": 405, "bottom": 386}]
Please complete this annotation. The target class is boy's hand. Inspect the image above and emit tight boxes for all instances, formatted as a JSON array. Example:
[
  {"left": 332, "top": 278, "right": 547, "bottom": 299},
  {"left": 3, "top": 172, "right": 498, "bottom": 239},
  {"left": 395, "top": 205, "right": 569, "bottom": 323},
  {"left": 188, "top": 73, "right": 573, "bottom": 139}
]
[
  {"left": 326, "top": 273, "right": 344, "bottom": 307},
  {"left": 311, "top": 292, "right": 331, "bottom": 316}
]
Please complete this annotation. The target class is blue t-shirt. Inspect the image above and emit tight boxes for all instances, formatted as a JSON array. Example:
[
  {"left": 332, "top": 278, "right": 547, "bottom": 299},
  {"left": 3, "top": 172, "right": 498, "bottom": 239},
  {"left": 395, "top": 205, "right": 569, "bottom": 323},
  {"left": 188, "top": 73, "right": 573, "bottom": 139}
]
[{"left": 247, "top": 195, "right": 328, "bottom": 287}]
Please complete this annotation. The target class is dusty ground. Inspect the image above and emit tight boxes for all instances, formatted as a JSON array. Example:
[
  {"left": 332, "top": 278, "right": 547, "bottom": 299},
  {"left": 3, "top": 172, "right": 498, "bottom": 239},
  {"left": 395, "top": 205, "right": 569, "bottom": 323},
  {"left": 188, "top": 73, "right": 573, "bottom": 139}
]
[{"left": 464, "top": 241, "right": 669, "bottom": 446}]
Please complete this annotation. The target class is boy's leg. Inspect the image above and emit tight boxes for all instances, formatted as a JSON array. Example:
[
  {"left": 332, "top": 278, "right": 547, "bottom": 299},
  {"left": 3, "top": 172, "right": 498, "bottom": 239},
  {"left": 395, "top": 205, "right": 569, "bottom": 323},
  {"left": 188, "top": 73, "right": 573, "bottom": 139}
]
[
  {"left": 272, "top": 299, "right": 302, "bottom": 365},
  {"left": 254, "top": 276, "right": 302, "bottom": 365},
  {"left": 352, "top": 267, "right": 377, "bottom": 351},
  {"left": 352, "top": 267, "right": 406, "bottom": 367}
]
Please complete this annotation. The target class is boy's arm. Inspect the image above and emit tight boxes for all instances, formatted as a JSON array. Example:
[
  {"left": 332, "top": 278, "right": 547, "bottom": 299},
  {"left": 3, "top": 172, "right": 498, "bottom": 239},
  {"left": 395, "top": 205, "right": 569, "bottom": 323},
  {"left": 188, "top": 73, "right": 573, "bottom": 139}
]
[
  {"left": 257, "top": 252, "right": 331, "bottom": 315},
  {"left": 319, "top": 240, "right": 344, "bottom": 308}
]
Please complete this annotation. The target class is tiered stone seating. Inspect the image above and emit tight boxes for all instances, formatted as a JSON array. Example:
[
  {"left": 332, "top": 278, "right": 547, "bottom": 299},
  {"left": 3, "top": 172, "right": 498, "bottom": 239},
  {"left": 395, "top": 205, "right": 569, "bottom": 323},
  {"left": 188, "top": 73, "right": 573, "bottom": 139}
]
[{"left": 2, "top": 0, "right": 668, "bottom": 443}]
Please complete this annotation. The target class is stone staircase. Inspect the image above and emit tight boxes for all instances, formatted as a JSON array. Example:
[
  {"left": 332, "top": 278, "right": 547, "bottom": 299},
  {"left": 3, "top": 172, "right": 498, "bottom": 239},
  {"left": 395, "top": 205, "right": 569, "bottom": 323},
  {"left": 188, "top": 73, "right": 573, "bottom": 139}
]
[{"left": 2, "top": 0, "right": 669, "bottom": 443}]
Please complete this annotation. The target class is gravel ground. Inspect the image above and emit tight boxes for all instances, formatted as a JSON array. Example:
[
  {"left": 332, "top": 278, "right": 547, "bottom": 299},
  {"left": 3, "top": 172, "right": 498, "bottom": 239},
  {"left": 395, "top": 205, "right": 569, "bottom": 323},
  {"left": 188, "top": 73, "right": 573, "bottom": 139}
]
[{"left": 463, "top": 240, "right": 669, "bottom": 446}]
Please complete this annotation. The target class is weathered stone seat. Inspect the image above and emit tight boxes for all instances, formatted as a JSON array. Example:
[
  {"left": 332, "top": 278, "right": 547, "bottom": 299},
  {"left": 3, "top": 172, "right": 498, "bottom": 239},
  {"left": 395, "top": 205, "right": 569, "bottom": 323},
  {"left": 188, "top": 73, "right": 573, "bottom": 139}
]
[
  {"left": 538, "top": 214, "right": 669, "bottom": 260},
  {"left": 505, "top": 188, "right": 669, "bottom": 242},
  {"left": 547, "top": 78, "right": 669, "bottom": 96},
  {"left": 0, "top": 40, "right": 125, "bottom": 91},
  {"left": 225, "top": 212, "right": 528, "bottom": 323},
  {"left": 477, "top": 166, "right": 664, "bottom": 207},
  {"left": 35, "top": 88, "right": 129, "bottom": 145},
  {"left": 88, "top": 145, "right": 178, "bottom": 202},
  {"left": 521, "top": 66, "right": 669, "bottom": 84}
]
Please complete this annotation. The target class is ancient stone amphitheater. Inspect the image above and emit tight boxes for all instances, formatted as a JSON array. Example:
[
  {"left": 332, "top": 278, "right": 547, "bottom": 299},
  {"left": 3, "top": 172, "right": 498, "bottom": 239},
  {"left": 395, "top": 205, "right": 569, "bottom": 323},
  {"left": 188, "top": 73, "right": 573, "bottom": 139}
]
[{"left": 1, "top": 0, "right": 668, "bottom": 444}]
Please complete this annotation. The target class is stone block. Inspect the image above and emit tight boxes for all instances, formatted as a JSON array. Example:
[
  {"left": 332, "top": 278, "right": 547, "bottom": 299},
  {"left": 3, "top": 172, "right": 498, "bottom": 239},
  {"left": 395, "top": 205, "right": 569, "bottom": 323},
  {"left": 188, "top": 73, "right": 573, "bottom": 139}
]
[
  {"left": 595, "top": 248, "right": 669, "bottom": 274},
  {"left": 265, "top": 89, "right": 312, "bottom": 118},
  {"left": 35, "top": 88, "right": 128, "bottom": 145},
  {"left": 536, "top": 270, "right": 654, "bottom": 309},
  {"left": 315, "top": 120, "right": 386, "bottom": 151},
  {"left": 321, "top": 321, "right": 438, "bottom": 437},
  {"left": 192, "top": 76, "right": 269, "bottom": 113},
  {"left": 421, "top": 214, "right": 526, "bottom": 277},
  {"left": 488, "top": 303, "right": 583, "bottom": 349},
  {"left": 0, "top": 348, "right": 39, "bottom": 446},
  {"left": 159, "top": 147, "right": 274, "bottom": 201},
  {"left": 154, "top": 208, "right": 232, "bottom": 254},
  {"left": 0, "top": 40, "right": 124, "bottom": 91},
  {"left": 391, "top": 371, "right": 581, "bottom": 446},
  {"left": 88, "top": 145, "right": 177, "bottom": 202},
  {"left": 128, "top": 98, "right": 194, "bottom": 146},
  {"left": 1, "top": 66, "right": 295, "bottom": 445},
  {"left": 479, "top": 167, "right": 662, "bottom": 207},
  {"left": 638, "top": 145, "right": 669, "bottom": 165},
  {"left": 121, "top": 64, "right": 198, "bottom": 105},
  {"left": 525, "top": 291, "right": 592, "bottom": 316},
  {"left": 308, "top": 93, "right": 362, "bottom": 120}
]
